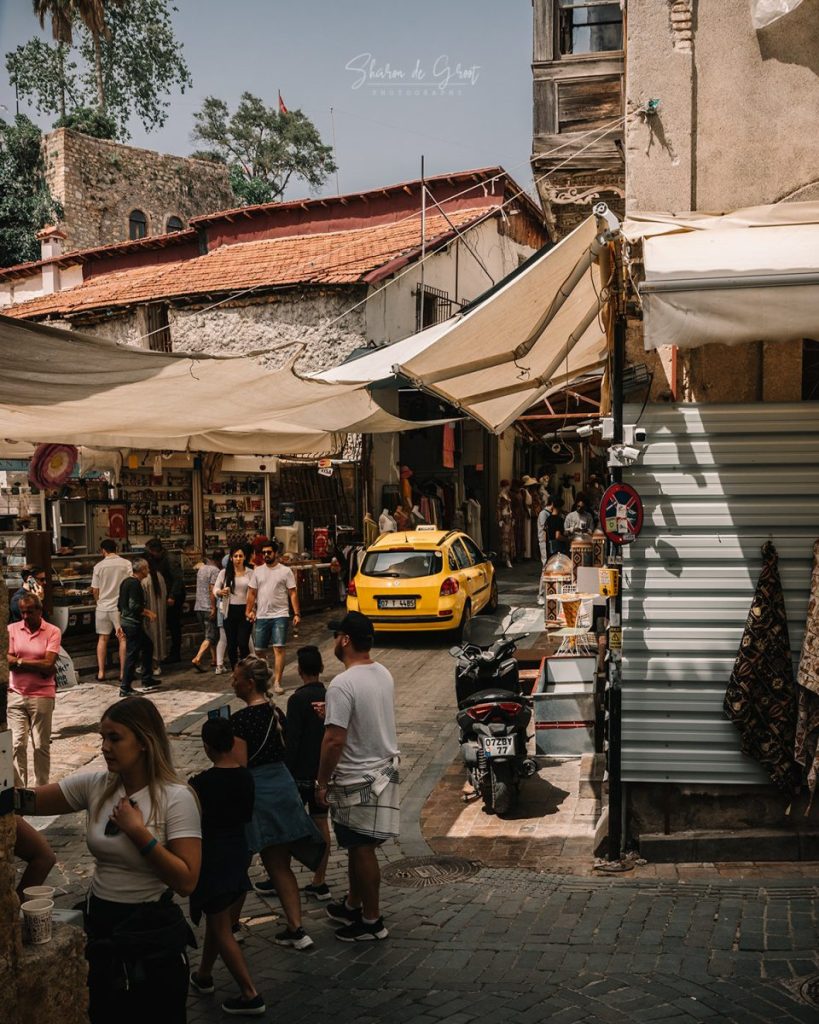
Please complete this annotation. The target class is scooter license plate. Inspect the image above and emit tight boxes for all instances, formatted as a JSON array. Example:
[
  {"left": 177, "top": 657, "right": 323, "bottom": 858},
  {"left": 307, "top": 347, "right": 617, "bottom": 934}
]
[{"left": 481, "top": 736, "right": 515, "bottom": 757}]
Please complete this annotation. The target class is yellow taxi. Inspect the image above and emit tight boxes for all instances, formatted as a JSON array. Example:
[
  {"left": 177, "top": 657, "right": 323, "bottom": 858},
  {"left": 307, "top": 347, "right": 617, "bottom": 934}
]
[{"left": 346, "top": 526, "right": 498, "bottom": 633}]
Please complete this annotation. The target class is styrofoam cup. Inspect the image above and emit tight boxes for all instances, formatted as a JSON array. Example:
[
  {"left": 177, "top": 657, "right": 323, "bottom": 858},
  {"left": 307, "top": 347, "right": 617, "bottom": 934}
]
[
  {"left": 22, "top": 885, "right": 59, "bottom": 900},
  {"left": 21, "top": 898, "right": 53, "bottom": 944}
]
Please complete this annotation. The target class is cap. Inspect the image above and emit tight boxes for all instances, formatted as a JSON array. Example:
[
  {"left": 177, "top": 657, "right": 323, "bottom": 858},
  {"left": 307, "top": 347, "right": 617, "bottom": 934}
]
[
  {"left": 328, "top": 610, "right": 375, "bottom": 641},
  {"left": 521, "top": 475, "right": 538, "bottom": 486}
]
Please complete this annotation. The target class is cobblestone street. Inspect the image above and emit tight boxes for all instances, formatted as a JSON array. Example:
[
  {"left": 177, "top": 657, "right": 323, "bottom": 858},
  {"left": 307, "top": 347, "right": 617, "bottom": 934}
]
[{"left": 23, "top": 571, "right": 819, "bottom": 1023}]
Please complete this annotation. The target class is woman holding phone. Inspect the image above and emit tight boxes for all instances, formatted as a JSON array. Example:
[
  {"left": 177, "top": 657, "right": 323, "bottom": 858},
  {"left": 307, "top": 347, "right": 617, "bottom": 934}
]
[{"left": 21, "top": 696, "right": 201, "bottom": 1023}]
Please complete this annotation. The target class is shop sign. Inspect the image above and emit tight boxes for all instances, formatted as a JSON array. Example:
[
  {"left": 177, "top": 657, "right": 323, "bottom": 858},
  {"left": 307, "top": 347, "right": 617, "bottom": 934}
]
[
  {"left": 600, "top": 482, "right": 644, "bottom": 545},
  {"left": 317, "top": 459, "right": 334, "bottom": 478}
]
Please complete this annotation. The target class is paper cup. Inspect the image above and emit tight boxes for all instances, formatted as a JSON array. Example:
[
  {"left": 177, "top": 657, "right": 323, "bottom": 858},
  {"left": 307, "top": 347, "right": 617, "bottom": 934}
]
[
  {"left": 21, "top": 898, "right": 53, "bottom": 944},
  {"left": 22, "top": 885, "right": 59, "bottom": 900}
]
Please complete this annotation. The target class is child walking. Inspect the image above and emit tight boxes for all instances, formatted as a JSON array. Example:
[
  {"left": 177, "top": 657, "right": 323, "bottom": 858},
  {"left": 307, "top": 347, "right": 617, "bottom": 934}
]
[
  {"left": 286, "top": 645, "right": 332, "bottom": 899},
  {"left": 188, "top": 717, "right": 265, "bottom": 1017}
]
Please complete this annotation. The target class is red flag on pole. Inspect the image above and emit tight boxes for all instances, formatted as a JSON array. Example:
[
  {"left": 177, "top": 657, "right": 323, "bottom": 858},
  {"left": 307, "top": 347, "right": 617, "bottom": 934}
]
[{"left": 278, "top": 91, "right": 288, "bottom": 115}]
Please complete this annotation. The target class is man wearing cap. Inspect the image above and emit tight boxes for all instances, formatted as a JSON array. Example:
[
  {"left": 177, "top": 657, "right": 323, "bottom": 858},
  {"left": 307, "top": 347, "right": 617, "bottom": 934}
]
[{"left": 316, "top": 611, "right": 399, "bottom": 942}]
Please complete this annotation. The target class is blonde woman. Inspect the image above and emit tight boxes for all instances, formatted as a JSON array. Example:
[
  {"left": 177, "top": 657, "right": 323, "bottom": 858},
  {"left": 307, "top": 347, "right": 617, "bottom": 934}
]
[{"left": 23, "top": 697, "right": 201, "bottom": 1024}]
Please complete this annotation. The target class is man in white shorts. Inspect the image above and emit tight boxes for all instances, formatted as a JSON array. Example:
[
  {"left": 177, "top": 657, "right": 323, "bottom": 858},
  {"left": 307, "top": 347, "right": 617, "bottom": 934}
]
[{"left": 91, "top": 539, "right": 132, "bottom": 683}]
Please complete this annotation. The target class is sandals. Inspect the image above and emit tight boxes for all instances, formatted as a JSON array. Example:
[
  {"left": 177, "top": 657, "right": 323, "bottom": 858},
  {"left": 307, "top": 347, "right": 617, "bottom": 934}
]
[{"left": 192, "top": 660, "right": 207, "bottom": 674}]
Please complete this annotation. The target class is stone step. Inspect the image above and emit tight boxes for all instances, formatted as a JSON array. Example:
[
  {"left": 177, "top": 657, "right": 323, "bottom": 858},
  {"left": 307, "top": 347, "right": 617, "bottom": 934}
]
[{"left": 639, "top": 828, "right": 819, "bottom": 863}]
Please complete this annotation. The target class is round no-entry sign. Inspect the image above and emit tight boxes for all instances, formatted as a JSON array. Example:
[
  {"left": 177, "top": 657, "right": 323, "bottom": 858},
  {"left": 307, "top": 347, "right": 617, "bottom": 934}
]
[{"left": 600, "top": 482, "right": 643, "bottom": 545}]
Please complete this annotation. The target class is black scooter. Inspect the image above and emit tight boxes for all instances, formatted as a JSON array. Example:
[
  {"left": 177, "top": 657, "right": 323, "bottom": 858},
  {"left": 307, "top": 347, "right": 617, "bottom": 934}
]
[{"left": 450, "top": 609, "right": 537, "bottom": 816}]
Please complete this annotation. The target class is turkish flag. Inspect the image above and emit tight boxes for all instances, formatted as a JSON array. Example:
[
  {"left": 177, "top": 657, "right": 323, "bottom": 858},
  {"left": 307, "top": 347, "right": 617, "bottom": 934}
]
[
  {"left": 108, "top": 506, "right": 126, "bottom": 539},
  {"left": 278, "top": 91, "right": 288, "bottom": 114}
]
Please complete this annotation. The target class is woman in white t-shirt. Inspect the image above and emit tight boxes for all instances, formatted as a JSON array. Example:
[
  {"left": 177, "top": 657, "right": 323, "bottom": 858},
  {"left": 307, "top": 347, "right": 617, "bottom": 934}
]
[
  {"left": 213, "top": 544, "right": 257, "bottom": 669},
  {"left": 27, "top": 696, "right": 201, "bottom": 1024}
]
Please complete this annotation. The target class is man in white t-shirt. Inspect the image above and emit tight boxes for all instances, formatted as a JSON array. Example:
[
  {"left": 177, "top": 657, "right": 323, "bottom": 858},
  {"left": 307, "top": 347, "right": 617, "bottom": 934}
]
[
  {"left": 246, "top": 541, "right": 300, "bottom": 695},
  {"left": 316, "top": 611, "right": 399, "bottom": 943},
  {"left": 91, "top": 539, "right": 133, "bottom": 683}
]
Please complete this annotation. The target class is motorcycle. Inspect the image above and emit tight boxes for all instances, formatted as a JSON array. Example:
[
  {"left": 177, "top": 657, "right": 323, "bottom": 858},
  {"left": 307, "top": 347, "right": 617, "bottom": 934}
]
[{"left": 450, "top": 609, "right": 537, "bottom": 816}]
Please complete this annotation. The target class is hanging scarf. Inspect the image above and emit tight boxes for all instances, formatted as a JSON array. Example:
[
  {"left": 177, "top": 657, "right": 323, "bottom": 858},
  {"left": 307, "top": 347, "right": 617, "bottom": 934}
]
[
  {"left": 796, "top": 539, "right": 819, "bottom": 811},
  {"left": 723, "top": 542, "right": 801, "bottom": 797}
]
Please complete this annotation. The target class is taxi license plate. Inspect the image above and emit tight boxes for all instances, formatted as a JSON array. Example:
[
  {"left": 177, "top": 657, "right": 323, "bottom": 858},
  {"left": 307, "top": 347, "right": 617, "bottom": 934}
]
[
  {"left": 481, "top": 736, "right": 515, "bottom": 757},
  {"left": 377, "top": 598, "right": 416, "bottom": 609}
]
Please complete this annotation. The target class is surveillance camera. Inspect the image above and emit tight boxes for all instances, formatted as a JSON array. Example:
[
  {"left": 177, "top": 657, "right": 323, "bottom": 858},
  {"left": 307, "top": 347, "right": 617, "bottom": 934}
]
[
  {"left": 608, "top": 443, "right": 642, "bottom": 467},
  {"left": 620, "top": 444, "right": 641, "bottom": 462},
  {"left": 576, "top": 423, "right": 597, "bottom": 438},
  {"left": 634, "top": 427, "right": 647, "bottom": 443}
]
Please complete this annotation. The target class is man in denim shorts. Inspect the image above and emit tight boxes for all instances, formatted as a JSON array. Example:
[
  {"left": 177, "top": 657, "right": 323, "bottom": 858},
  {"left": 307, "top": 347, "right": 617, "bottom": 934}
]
[{"left": 246, "top": 541, "right": 300, "bottom": 695}]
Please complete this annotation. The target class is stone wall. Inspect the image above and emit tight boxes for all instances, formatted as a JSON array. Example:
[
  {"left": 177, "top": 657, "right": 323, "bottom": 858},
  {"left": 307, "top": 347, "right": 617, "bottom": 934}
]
[{"left": 43, "top": 129, "right": 234, "bottom": 252}]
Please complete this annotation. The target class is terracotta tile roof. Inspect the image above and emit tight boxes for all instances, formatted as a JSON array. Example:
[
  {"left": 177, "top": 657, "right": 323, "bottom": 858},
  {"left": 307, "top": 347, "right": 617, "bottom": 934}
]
[{"left": 7, "top": 205, "right": 499, "bottom": 320}]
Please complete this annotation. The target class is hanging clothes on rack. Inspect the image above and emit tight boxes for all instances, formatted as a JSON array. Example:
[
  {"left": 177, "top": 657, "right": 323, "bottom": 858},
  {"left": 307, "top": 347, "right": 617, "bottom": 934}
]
[
  {"left": 465, "top": 498, "right": 483, "bottom": 549},
  {"left": 442, "top": 423, "right": 456, "bottom": 470}
]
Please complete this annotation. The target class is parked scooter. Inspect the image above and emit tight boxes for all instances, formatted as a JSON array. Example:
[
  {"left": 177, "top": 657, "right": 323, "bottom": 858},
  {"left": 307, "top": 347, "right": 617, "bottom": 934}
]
[{"left": 450, "top": 609, "right": 537, "bottom": 816}]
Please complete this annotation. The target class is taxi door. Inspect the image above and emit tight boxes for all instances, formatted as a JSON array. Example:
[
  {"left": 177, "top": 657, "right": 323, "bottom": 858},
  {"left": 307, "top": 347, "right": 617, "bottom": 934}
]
[
  {"left": 450, "top": 537, "right": 485, "bottom": 609},
  {"left": 459, "top": 535, "right": 492, "bottom": 611}
]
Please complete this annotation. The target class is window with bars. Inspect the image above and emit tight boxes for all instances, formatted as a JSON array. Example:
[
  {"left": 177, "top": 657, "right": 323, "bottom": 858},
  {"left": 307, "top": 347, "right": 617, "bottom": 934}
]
[
  {"left": 557, "top": 0, "right": 623, "bottom": 56},
  {"left": 145, "top": 303, "right": 172, "bottom": 352},
  {"left": 416, "top": 285, "right": 453, "bottom": 331}
]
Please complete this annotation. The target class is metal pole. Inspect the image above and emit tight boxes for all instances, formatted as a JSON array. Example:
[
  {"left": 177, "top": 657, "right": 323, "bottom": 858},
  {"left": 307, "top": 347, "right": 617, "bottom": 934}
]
[{"left": 606, "top": 242, "right": 626, "bottom": 861}]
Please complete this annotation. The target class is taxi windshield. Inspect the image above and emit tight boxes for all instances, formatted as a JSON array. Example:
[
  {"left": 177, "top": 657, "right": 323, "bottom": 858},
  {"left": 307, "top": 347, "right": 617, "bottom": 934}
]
[{"left": 361, "top": 549, "right": 443, "bottom": 578}]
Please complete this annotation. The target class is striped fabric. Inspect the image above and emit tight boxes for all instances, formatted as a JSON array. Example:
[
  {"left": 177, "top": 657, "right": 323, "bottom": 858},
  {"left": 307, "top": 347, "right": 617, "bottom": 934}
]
[{"left": 328, "top": 756, "right": 400, "bottom": 841}]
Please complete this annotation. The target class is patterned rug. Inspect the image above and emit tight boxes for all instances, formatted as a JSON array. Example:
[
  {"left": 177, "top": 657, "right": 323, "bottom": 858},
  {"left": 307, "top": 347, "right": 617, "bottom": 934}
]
[
  {"left": 724, "top": 542, "right": 801, "bottom": 796},
  {"left": 796, "top": 540, "right": 819, "bottom": 811}
]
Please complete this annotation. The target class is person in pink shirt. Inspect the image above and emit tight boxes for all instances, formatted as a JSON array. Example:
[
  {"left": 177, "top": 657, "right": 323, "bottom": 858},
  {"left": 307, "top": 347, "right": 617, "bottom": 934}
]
[{"left": 7, "top": 593, "right": 62, "bottom": 786}]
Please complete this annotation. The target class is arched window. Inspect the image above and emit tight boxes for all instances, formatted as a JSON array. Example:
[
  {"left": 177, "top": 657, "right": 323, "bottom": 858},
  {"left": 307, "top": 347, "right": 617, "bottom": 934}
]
[
  {"left": 128, "top": 209, "right": 147, "bottom": 240},
  {"left": 166, "top": 215, "right": 184, "bottom": 233}
]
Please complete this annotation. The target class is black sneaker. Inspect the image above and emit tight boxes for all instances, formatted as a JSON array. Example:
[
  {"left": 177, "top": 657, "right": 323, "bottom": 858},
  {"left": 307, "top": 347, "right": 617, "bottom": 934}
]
[
  {"left": 326, "top": 900, "right": 361, "bottom": 925},
  {"left": 134, "top": 680, "right": 161, "bottom": 694},
  {"left": 252, "top": 878, "right": 277, "bottom": 897},
  {"left": 335, "top": 917, "right": 389, "bottom": 942},
  {"left": 118, "top": 686, "right": 135, "bottom": 698},
  {"left": 231, "top": 922, "right": 249, "bottom": 944},
  {"left": 274, "top": 926, "right": 313, "bottom": 950},
  {"left": 221, "top": 993, "right": 266, "bottom": 1016},
  {"left": 189, "top": 970, "right": 214, "bottom": 994},
  {"left": 304, "top": 882, "right": 331, "bottom": 901}
]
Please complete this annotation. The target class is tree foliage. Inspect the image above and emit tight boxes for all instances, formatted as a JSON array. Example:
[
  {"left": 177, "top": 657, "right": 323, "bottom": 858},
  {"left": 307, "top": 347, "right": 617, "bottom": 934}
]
[
  {"left": 0, "top": 115, "right": 63, "bottom": 268},
  {"left": 54, "top": 105, "right": 116, "bottom": 138},
  {"left": 6, "top": 0, "right": 192, "bottom": 138},
  {"left": 191, "top": 93, "right": 337, "bottom": 205}
]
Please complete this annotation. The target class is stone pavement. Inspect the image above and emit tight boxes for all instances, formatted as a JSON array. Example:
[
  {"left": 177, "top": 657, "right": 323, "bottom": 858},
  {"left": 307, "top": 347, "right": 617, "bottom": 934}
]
[{"left": 22, "top": 570, "right": 819, "bottom": 1022}]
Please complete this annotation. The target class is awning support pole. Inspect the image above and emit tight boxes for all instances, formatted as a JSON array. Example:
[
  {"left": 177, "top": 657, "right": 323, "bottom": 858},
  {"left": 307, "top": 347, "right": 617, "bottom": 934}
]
[{"left": 596, "top": 202, "right": 625, "bottom": 862}]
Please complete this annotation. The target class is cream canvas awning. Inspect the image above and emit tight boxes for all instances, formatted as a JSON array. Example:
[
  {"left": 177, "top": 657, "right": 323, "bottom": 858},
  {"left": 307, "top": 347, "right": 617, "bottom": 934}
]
[
  {"left": 0, "top": 315, "right": 444, "bottom": 454},
  {"left": 317, "top": 216, "right": 608, "bottom": 433},
  {"left": 624, "top": 201, "right": 819, "bottom": 350}
]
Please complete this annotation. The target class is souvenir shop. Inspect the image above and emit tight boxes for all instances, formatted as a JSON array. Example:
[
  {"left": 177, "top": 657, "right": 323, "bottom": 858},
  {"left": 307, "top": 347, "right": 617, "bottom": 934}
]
[{"left": 1, "top": 446, "right": 364, "bottom": 641}]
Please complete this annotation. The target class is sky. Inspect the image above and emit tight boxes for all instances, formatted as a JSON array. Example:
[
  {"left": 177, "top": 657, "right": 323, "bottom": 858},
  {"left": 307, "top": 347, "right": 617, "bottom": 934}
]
[{"left": 0, "top": 0, "right": 536, "bottom": 201}]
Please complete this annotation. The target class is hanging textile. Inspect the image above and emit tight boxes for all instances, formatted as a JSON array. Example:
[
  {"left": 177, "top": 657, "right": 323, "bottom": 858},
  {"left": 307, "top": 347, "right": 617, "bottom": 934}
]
[
  {"left": 442, "top": 423, "right": 456, "bottom": 470},
  {"left": 723, "top": 542, "right": 801, "bottom": 796},
  {"left": 796, "top": 539, "right": 819, "bottom": 811}
]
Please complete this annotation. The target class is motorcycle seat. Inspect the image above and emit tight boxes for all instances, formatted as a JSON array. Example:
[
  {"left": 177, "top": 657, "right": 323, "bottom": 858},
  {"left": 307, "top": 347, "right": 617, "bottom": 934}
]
[{"left": 458, "top": 688, "right": 524, "bottom": 710}]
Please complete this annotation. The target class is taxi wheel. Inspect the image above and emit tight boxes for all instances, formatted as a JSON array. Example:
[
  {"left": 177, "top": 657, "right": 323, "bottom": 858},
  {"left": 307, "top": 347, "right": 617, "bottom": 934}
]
[
  {"left": 482, "top": 578, "right": 499, "bottom": 614},
  {"left": 457, "top": 600, "right": 472, "bottom": 639}
]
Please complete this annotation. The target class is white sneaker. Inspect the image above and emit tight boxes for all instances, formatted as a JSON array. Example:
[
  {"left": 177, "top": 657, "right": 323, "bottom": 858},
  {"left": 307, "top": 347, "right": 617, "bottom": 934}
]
[
  {"left": 214, "top": 665, "right": 227, "bottom": 674},
  {"left": 537, "top": 596, "right": 545, "bottom": 606}
]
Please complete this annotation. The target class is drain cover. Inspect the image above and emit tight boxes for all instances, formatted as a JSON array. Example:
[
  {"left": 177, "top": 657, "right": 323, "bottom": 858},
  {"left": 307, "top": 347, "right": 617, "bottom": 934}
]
[
  {"left": 800, "top": 976, "right": 819, "bottom": 1006},
  {"left": 382, "top": 855, "right": 482, "bottom": 888}
]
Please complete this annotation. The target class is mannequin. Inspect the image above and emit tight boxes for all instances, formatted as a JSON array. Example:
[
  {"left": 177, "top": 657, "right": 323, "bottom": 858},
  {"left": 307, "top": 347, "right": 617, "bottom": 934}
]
[
  {"left": 378, "top": 508, "right": 397, "bottom": 533},
  {"left": 560, "top": 474, "right": 576, "bottom": 514},
  {"left": 523, "top": 476, "right": 540, "bottom": 560},
  {"left": 497, "top": 480, "right": 514, "bottom": 568}
]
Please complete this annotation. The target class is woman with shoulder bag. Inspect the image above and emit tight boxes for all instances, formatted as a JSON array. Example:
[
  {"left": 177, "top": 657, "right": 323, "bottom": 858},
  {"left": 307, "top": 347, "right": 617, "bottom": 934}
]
[
  {"left": 230, "top": 656, "right": 326, "bottom": 950},
  {"left": 21, "top": 697, "right": 201, "bottom": 1024},
  {"left": 213, "top": 545, "right": 256, "bottom": 669}
]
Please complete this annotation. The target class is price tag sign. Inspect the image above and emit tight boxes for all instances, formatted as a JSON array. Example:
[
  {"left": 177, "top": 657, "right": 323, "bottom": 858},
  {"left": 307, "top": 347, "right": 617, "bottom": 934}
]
[{"left": 600, "top": 482, "right": 644, "bottom": 546}]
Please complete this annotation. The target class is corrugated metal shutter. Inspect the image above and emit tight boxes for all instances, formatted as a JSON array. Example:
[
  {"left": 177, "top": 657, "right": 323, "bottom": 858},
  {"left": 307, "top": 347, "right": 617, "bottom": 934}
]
[{"left": 621, "top": 402, "right": 817, "bottom": 785}]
